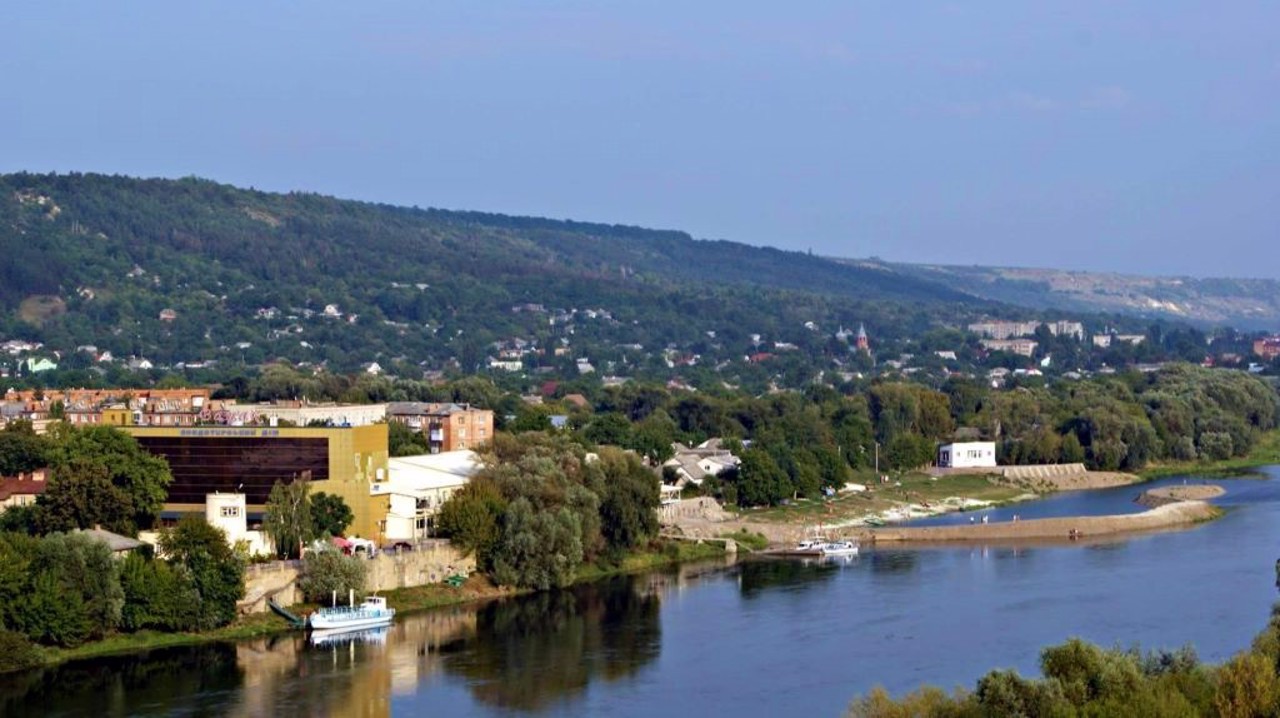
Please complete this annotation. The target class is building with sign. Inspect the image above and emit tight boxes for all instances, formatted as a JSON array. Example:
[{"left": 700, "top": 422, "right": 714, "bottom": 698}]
[{"left": 124, "top": 424, "right": 391, "bottom": 541}]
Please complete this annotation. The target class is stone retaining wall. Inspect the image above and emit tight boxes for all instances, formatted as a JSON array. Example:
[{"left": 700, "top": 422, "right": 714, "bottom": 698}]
[
  {"left": 238, "top": 541, "right": 474, "bottom": 614},
  {"left": 659, "top": 497, "right": 732, "bottom": 523},
  {"left": 997, "top": 463, "right": 1088, "bottom": 480}
]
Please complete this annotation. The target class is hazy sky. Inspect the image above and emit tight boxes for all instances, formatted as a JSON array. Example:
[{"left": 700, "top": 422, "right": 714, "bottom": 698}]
[{"left": 4, "top": 2, "right": 1277, "bottom": 278}]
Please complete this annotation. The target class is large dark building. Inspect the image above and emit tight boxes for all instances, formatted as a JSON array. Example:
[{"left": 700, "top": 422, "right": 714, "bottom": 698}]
[{"left": 124, "top": 424, "right": 389, "bottom": 539}]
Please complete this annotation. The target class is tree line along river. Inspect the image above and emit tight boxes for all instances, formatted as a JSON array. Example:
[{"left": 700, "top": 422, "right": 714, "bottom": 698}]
[{"left": 5, "top": 468, "right": 1278, "bottom": 718}]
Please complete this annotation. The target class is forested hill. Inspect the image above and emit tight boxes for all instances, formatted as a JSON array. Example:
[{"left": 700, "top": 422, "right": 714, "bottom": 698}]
[
  {"left": 0, "top": 172, "right": 993, "bottom": 374},
  {"left": 0, "top": 172, "right": 965, "bottom": 309}
]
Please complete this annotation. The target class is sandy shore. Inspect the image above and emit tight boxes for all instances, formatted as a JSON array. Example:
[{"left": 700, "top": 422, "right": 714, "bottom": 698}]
[
  {"left": 1136, "top": 484, "right": 1225, "bottom": 507},
  {"left": 868, "top": 500, "right": 1220, "bottom": 543}
]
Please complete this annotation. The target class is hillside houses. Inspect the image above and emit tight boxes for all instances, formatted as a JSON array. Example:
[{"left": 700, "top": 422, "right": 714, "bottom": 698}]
[{"left": 662, "top": 439, "right": 742, "bottom": 488}]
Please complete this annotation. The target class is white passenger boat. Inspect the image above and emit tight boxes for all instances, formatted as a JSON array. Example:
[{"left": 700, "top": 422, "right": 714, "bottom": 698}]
[
  {"left": 819, "top": 540, "right": 859, "bottom": 557},
  {"left": 308, "top": 595, "right": 395, "bottom": 631}
]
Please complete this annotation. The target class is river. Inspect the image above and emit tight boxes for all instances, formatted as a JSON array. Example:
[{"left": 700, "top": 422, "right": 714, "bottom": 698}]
[{"left": 5, "top": 468, "right": 1280, "bottom": 717}]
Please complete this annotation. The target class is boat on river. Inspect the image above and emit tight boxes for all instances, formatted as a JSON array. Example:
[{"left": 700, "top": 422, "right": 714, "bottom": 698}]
[
  {"left": 308, "top": 595, "right": 395, "bottom": 631},
  {"left": 820, "top": 540, "right": 859, "bottom": 557},
  {"left": 778, "top": 533, "right": 859, "bottom": 557}
]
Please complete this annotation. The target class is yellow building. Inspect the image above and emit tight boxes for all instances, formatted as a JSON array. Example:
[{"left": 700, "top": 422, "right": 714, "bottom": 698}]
[{"left": 123, "top": 424, "right": 391, "bottom": 542}]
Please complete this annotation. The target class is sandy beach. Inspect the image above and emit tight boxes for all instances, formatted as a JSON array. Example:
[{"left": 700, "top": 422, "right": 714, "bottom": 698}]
[{"left": 868, "top": 500, "right": 1220, "bottom": 543}]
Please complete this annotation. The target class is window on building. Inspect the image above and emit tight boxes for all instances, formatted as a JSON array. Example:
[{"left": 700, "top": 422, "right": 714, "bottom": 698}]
[{"left": 220, "top": 506, "right": 241, "bottom": 518}]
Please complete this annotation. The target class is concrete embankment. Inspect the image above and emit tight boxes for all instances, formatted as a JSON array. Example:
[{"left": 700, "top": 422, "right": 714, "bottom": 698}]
[{"left": 869, "top": 500, "right": 1220, "bottom": 543}]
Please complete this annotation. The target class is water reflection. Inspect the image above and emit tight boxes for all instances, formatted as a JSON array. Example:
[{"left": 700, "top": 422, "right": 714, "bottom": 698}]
[
  {"left": 440, "top": 576, "right": 661, "bottom": 711},
  {"left": 736, "top": 557, "right": 844, "bottom": 598},
  {"left": 0, "top": 644, "right": 242, "bottom": 718}
]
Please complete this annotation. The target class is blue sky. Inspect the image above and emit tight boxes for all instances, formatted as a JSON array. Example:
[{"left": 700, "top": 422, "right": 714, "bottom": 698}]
[{"left": 4, "top": 2, "right": 1277, "bottom": 278}]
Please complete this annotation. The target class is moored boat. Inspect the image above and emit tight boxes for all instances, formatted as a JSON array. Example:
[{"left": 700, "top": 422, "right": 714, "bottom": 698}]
[
  {"left": 308, "top": 595, "right": 395, "bottom": 631},
  {"left": 820, "top": 540, "right": 859, "bottom": 557}
]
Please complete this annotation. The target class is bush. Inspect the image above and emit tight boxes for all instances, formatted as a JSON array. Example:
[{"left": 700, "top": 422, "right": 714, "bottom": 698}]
[
  {"left": 159, "top": 517, "right": 245, "bottom": 630},
  {"left": 298, "top": 549, "right": 367, "bottom": 605},
  {"left": 0, "top": 629, "right": 42, "bottom": 674},
  {"left": 1215, "top": 652, "right": 1279, "bottom": 718},
  {"left": 119, "top": 552, "right": 200, "bottom": 632}
]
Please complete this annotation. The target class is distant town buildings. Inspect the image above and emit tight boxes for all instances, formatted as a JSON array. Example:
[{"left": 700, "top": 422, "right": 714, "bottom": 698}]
[
  {"left": 1254, "top": 337, "right": 1280, "bottom": 361},
  {"left": 968, "top": 320, "right": 1084, "bottom": 341},
  {"left": 1092, "top": 334, "right": 1146, "bottom": 349},
  {"left": 980, "top": 338, "right": 1038, "bottom": 357},
  {"left": 385, "top": 402, "right": 494, "bottom": 453}
]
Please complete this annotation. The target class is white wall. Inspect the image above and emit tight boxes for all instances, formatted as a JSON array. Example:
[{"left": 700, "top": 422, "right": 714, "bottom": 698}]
[{"left": 938, "top": 442, "right": 997, "bottom": 469}]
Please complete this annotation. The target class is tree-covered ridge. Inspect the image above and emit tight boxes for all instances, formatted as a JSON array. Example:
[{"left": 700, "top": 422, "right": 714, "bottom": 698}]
[{"left": 0, "top": 172, "right": 990, "bottom": 376}]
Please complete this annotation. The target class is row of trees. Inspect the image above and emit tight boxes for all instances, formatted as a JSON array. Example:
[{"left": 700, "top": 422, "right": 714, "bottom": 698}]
[
  {"left": 437, "top": 433, "right": 660, "bottom": 590},
  {"left": 567, "top": 364, "right": 1278, "bottom": 506},
  {"left": 0, "top": 516, "right": 245, "bottom": 658},
  {"left": 849, "top": 603, "right": 1280, "bottom": 718}
]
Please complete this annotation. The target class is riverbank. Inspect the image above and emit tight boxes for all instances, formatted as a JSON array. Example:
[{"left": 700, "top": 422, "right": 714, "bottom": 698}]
[
  {"left": 868, "top": 500, "right": 1222, "bottom": 543},
  {"left": 26, "top": 537, "right": 728, "bottom": 672},
  {"left": 1139, "top": 429, "right": 1280, "bottom": 480},
  {"left": 668, "top": 467, "right": 1148, "bottom": 547}
]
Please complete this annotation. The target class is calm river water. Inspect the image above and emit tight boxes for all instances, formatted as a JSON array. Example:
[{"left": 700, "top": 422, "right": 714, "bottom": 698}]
[{"left": 6, "top": 469, "right": 1280, "bottom": 718}]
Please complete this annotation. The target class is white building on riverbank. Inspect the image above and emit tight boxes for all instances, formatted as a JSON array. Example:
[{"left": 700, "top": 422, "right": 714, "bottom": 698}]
[{"left": 937, "top": 442, "right": 997, "bottom": 469}]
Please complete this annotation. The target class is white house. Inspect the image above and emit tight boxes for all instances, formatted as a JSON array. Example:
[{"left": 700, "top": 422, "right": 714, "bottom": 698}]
[
  {"left": 205, "top": 492, "right": 274, "bottom": 557},
  {"left": 662, "top": 439, "right": 742, "bottom": 487},
  {"left": 373, "top": 450, "right": 482, "bottom": 542},
  {"left": 937, "top": 441, "right": 997, "bottom": 469}
]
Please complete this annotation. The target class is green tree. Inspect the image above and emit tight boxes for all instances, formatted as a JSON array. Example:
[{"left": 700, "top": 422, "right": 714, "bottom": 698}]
[
  {"left": 298, "top": 549, "right": 367, "bottom": 605},
  {"left": 45, "top": 425, "right": 173, "bottom": 533},
  {"left": 735, "top": 448, "right": 789, "bottom": 507},
  {"left": 629, "top": 410, "right": 678, "bottom": 464},
  {"left": 581, "top": 412, "right": 632, "bottom": 446},
  {"left": 310, "top": 492, "right": 354, "bottom": 538},
  {"left": 437, "top": 480, "right": 507, "bottom": 569},
  {"left": 0, "top": 421, "right": 50, "bottom": 476},
  {"left": 35, "top": 458, "right": 135, "bottom": 535},
  {"left": 15, "top": 533, "right": 123, "bottom": 646},
  {"left": 263, "top": 480, "right": 314, "bottom": 559},
  {"left": 596, "top": 448, "right": 659, "bottom": 553},
  {"left": 158, "top": 516, "right": 245, "bottom": 630},
  {"left": 388, "top": 420, "right": 429, "bottom": 456},
  {"left": 119, "top": 552, "right": 199, "bottom": 632},
  {"left": 491, "top": 498, "right": 583, "bottom": 590}
]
